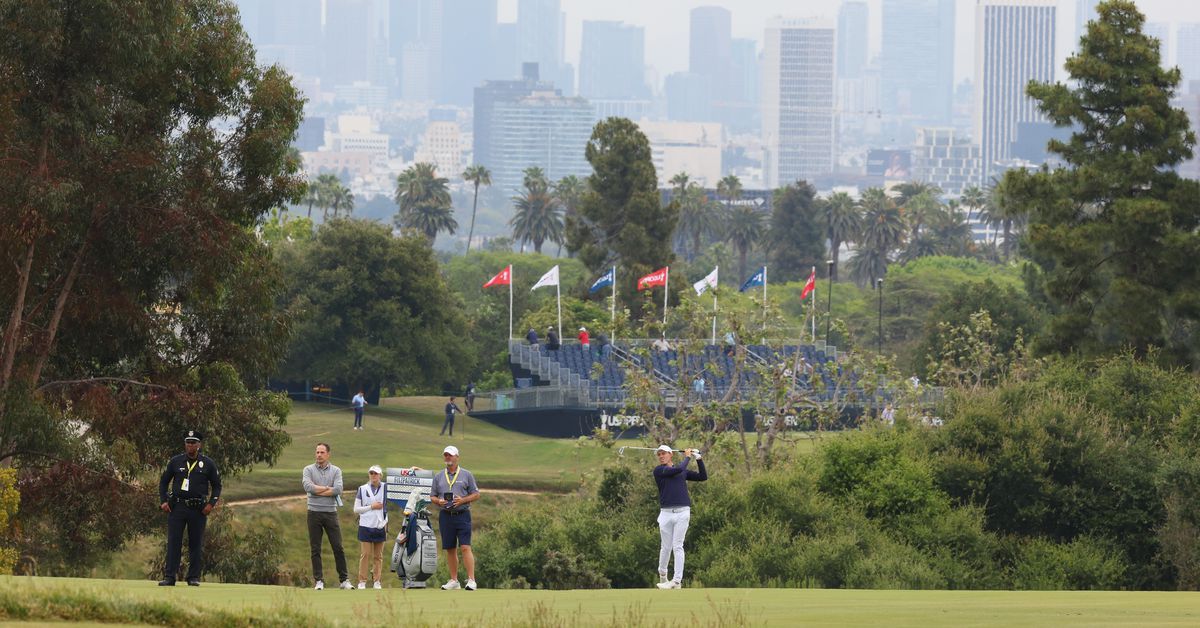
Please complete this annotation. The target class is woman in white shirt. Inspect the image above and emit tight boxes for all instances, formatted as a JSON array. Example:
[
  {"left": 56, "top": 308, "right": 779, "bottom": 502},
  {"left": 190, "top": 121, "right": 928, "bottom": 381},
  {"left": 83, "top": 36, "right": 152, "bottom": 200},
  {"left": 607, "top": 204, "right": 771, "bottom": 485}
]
[{"left": 353, "top": 465, "right": 388, "bottom": 589}]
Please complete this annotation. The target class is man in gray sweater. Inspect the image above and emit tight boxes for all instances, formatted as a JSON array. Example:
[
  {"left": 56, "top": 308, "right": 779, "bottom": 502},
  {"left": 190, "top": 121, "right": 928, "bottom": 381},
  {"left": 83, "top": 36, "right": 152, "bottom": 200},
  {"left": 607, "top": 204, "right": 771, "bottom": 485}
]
[{"left": 303, "top": 442, "right": 351, "bottom": 590}]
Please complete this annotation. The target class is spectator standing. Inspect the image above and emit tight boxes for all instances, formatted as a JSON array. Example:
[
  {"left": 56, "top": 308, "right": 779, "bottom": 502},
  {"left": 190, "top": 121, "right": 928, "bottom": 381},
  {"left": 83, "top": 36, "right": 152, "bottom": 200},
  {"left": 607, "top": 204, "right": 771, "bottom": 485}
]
[
  {"left": 578, "top": 327, "right": 590, "bottom": 349},
  {"left": 546, "top": 326, "right": 560, "bottom": 351},
  {"left": 303, "top": 442, "right": 351, "bottom": 590},
  {"left": 526, "top": 327, "right": 539, "bottom": 348},
  {"left": 441, "top": 397, "right": 463, "bottom": 436},
  {"left": 464, "top": 382, "right": 476, "bottom": 412},
  {"left": 351, "top": 389, "right": 367, "bottom": 431},
  {"left": 691, "top": 373, "right": 705, "bottom": 400},
  {"left": 597, "top": 332, "right": 612, "bottom": 360}
]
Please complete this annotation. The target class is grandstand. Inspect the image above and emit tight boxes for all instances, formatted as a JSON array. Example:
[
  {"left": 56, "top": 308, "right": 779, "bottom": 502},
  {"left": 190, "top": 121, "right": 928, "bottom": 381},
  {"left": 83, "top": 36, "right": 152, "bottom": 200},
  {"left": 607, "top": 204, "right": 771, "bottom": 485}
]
[{"left": 470, "top": 338, "right": 939, "bottom": 437}]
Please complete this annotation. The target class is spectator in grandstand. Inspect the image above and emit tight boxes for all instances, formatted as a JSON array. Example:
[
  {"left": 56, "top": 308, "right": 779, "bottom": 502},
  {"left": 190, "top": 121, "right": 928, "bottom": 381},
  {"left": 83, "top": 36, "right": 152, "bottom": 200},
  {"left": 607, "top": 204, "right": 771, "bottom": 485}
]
[
  {"left": 652, "top": 336, "right": 671, "bottom": 351},
  {"left": 526, "top": 327, "right": 539, "bottom": 348},
  {"left": 546, "top": 326, "right": 560, "bottom": 351},
  {"left": 881, "top": 404, "right": 895, "bottom": 425},
  {"left": 723, "top": 331, "right": 736, "bottom": 357},
  {"left": 596, "top": 331, "right": 612, "bottom": 360},
  {"left": 691, "top": 373, "right": 705, "bottom": 400},
  {"left": 578, "top": 327, "right": 590, "bottom": 349}
]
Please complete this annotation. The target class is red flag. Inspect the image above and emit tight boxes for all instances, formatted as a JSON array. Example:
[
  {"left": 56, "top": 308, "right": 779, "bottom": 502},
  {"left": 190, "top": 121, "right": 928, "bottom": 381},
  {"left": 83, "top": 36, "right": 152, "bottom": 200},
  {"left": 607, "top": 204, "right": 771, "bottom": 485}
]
[
  {"left": 637, "top": 267, "right": 669, "bottom": 290},
  {"left": 800, "top": 268, "right": 816, "bottom": 300},
  {"left": 483, "top": 265, "right": 511, "bottom": 288}
]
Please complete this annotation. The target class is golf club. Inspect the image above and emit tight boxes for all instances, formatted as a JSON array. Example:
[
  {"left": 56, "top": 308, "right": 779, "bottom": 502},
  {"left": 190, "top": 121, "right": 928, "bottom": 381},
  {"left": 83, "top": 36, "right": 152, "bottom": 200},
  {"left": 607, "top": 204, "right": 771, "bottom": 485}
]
[{"left": 617, "top": 446, "right": 704, "bottom": 457}]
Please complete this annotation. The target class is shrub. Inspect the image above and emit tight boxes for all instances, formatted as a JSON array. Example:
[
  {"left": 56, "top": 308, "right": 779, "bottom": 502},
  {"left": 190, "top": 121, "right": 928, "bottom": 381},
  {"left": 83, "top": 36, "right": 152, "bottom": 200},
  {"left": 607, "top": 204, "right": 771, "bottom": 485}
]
[{"left": 1010, "top": 536, "right": 1128, "bottom": 590}]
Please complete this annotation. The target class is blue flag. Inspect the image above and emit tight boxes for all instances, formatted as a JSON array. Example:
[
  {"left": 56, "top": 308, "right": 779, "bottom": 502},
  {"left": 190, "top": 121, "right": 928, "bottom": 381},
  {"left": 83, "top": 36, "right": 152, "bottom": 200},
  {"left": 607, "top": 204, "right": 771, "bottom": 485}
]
[
  {"left": 589, "top": 267, "right": 615, "bottom": 293},
  {"left": 739, "top": 267, "right": 766, "bottom": 292}
]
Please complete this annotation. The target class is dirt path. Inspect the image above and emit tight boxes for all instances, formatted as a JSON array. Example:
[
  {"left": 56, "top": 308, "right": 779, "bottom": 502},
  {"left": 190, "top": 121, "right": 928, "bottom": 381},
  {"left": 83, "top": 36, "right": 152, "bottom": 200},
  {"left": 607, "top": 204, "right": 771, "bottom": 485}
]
[{"left": 227, "top": 488, "right": 543, "bottom": 507}]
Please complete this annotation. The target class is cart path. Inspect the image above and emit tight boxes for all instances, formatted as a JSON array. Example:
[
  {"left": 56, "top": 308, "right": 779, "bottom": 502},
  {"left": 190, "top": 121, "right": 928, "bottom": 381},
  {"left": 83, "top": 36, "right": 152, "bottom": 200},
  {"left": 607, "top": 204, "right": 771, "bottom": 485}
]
[{"left": 227, "top": 488, "right": 544, "bottom": 507}]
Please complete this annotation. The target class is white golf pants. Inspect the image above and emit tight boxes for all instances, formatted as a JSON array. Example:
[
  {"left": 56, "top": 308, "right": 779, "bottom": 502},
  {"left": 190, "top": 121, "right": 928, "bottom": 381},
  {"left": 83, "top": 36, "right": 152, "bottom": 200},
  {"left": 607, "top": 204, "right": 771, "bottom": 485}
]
[{"left": 657, "top": 506, "right": 690, "bottom": 582}]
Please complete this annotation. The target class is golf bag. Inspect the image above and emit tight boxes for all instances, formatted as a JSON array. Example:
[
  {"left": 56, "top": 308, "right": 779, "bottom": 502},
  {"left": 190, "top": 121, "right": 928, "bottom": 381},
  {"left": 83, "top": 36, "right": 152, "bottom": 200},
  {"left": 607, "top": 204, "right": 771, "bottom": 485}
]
[{"left": 391, "top": 491, "right": 438, "bottom": 589}]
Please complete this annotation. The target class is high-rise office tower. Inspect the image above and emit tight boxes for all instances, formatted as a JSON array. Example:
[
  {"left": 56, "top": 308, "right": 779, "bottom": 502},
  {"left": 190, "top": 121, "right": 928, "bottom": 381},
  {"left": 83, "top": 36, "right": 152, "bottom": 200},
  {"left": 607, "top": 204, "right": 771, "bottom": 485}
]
[
  {"left": 762, "top": 17, "right": 837, "bottom": 188},
  {"left": 579, "top": 21, "right": 648, "bottom": 100},
  {"left": 975, "top": 0, "right": 1057, "bottom": 179},
  {"left": 255, "top": 0, "right": 322, "bottom": 79},
  {"left": 881, "top": 0, "right": 955, "bottom": 122},
  {"left": 390, "top": 0, "right": 443, "bottom": 101},
  {"left": 518, "top": 0, "right": 570, "bottom": 95},
  {"left": 690, "top": 6, "right": 732, "bottom": 89},
  {"left": 838, "top": 1, "right": 868, "bottom": 80},
  {"left": 441, "top": 0, "right": 497, "bottom": 105},
  {"left": 324, "top": 0, "right": 374, "bottom": 86},
  {"left": 473, "top": 64, "right": 555, "bottom": 171},
  {"left": 1178, "top": 24, "right": 1200, "bottom": 92}
]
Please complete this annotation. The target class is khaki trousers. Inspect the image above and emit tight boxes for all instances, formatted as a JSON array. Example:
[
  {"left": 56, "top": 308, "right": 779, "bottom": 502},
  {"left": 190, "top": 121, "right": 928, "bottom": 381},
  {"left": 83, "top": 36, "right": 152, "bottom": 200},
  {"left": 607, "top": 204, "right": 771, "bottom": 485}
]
[{"left": 358, "top": 541, "right": 384, "bottom": 583}]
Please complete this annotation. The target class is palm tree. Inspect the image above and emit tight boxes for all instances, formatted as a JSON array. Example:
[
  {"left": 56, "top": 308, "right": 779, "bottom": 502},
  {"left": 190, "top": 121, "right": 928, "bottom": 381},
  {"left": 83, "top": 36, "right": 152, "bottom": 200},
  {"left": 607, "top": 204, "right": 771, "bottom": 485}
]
[
  {"left": 854, "top": 187, "right": 905, "bottom": 286},
  {"left": 901, "top": 190, "right": 942, "bottom": 243},
  {"left": 676, "top": 183, "right": 717, "bottom": 262},
  {"left": 892, "top": 181, "right": 942, "bottom": 208},
  {"left": 511, "top": 168, "right": 563, "bottom": 254},
  {"left": 329, "top": 183, "right": 355, "bottom": 219},
  {"left": 825, "top": 191, "right": 862, "bottom": 281},
  {"left": 314, "top": 173, "right": 340, "bottom": 221},
  {"left": 724, "top": 204, "right": 764, "bottom": 280},
  {"left": 929, "top": 205, "right": 974, "bottom": 257},
  {"left": 553, "top": 174, "right": 586, "bottom": 256},
  {"left": 394, "top": 163, "right": 454, "bottom": 244},
  {"left": 303, "top": 179, "right": 321, "bottom": 219},
  {"left": 717, "top": 174, "right": 743, "bottom": 212},
  {"left": 462, "top": 165, "right": 491, "bottom": 254}
]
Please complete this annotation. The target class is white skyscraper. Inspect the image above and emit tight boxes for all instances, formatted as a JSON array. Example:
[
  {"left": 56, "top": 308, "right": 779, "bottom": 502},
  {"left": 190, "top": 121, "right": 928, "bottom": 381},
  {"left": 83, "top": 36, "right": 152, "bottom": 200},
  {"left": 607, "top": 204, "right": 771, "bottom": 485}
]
[
  {"left": 762, "top": 17, "right": 836, "bottom": 188},
  {"left": 974, "top": 0, "right": 1056, "bottom": 179}
]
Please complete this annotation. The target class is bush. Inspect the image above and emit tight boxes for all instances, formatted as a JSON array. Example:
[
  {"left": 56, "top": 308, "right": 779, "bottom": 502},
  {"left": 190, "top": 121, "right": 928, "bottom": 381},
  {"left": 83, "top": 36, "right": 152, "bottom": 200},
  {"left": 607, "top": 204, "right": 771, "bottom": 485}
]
[
  {"left": 542, "top": 550, "right": 610, "bottom": 589},
  {"left": 1010, "top": 536, "right": 1128, "bottom": 590},
  {"left": 147, "top": 508, "right": 286, "bottom": 584}
]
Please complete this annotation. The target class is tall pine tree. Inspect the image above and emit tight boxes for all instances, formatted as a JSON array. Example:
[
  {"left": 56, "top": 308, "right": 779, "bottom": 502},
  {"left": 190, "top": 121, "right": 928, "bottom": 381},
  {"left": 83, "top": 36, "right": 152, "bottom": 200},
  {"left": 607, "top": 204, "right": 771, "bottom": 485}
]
[{"left": 1006, "top": 0, "right": 1200, "bottom": 365}]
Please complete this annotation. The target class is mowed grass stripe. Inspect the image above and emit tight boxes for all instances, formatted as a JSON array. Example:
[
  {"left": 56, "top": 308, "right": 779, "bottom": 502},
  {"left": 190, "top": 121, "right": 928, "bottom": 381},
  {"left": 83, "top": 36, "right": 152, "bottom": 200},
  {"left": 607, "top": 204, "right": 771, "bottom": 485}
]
[
  {"left": 2, "top": 577, "right": 1199, "bottom": 626},
  {"left": 221, "top": 398, "right": 613, "bottom": 500}
]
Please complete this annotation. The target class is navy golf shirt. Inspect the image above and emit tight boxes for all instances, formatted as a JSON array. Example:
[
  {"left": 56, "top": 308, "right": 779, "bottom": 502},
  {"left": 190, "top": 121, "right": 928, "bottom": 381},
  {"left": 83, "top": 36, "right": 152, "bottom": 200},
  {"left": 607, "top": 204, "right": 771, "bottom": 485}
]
[{"left": 654, "top": 456, "right": 707, "bottom": 508}]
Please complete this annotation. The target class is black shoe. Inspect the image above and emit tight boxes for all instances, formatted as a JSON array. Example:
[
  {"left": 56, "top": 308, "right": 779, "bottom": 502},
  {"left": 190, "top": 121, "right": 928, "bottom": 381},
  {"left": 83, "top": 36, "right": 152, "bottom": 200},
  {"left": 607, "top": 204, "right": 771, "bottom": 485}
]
[
  {"left": 157, "top": 579, "right": 176, "bottom": 586},
  {"left": 187, "top": 579, "right": 200, "bottom": 586}
]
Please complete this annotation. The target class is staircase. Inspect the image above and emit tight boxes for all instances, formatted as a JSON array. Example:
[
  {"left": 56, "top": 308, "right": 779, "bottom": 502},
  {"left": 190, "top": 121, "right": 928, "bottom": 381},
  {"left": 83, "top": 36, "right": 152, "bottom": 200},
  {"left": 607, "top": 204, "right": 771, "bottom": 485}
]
[{"left": 508, "top": 341, "right": 591, "bottom": 405}]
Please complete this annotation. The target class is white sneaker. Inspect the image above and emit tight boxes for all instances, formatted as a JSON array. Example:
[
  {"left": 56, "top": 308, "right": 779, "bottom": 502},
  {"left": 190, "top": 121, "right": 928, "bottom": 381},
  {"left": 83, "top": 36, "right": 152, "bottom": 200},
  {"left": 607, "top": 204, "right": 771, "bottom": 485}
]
[
  {"left": 357, "top": 581, "right": 366, "bottom": 590},
  {"left": 314, "top": 580, "right": 324, "bottom": 590},
  {"left": 340, "top": 580, "right": 353, "bottom": 590},
  {"left": 373, "top": 581, "right": 382, "bottom": 590},
  {"left": 656, "top": 580, "right": 680, "bottom": 589},
  {"left": 658, "top": 571, "right": 668, "bottom": 584},
  {"left": 441, "top": 579, "right": 461, "bottom": 590},
  {"left": 465, "top": 579, "right": 477, "bottom": 591}
]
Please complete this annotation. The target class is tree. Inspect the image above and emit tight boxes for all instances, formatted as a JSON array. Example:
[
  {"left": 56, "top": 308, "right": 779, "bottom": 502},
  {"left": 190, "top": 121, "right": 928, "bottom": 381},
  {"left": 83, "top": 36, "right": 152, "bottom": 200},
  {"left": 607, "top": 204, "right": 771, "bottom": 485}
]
[
  {"left": 717, "top": 174, "right": 743, "bottom": 213},
  {"left": 1004, "top": 0, "right": 1200, "bottom": 364},
  {"left": 328, "top": 182, "right": 354, "bottom": 219},
  {"left": 0, "top": 0, "right": 301, "bottom": 572},
  {"left": 510, "top": 167, "right": 563, "bottom": 254},
  {"left": 825, "top": 191, "right": 862, "bottom": 281},
  {"left": 916, "top": 279, "right": 1041, "bottom": 384},
  {"left": 724, "top": 205, "right": 765, "bottom": 283},
  {"left": 279, "top": 220, "right": 471, "bottom": 393},
  {"left": 314, "top": 173, "right": 340, "bottom": 221},
  {"left": 463, "top": 164, "right": 492, "bottom": 254},
  {"left": 565, "top": 118, "right": 677, "bottom": 319},
  {"left": 675, "top": 182, "right": 717, "bottom": 262},
  {"left": 768, "top": 180, "right": 825, "bottom": 282},
  {"left": 552, "top": 174, "right": 585, "bottom": 256},
  {"left": 394, "top": 163, "right": 455, "bottom": 244},
  {"left": 850, "top": 188, "right": 904, "bottom": 287}
]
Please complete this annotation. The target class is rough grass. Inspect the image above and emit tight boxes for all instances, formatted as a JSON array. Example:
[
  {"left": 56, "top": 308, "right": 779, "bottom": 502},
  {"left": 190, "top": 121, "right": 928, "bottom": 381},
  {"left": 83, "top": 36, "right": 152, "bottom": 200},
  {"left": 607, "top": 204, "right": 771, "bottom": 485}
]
[{"left": 2, "top": 576, "right": 1199, "bottom": 627}]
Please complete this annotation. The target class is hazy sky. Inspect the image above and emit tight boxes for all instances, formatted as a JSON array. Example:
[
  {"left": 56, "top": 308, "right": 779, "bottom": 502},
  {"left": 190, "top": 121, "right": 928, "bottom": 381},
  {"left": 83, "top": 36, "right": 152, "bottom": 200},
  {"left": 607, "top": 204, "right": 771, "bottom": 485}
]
[{"left": 496, "top": 0, "right": 1200, "bottom": 85}]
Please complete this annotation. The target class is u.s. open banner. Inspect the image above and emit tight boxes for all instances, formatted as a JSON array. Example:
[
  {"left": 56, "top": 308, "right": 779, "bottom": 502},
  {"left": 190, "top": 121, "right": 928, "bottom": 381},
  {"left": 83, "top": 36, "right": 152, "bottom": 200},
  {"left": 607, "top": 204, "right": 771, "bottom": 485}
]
[{"left": 386, "top": 467, "right": 433, "bottom": 510}]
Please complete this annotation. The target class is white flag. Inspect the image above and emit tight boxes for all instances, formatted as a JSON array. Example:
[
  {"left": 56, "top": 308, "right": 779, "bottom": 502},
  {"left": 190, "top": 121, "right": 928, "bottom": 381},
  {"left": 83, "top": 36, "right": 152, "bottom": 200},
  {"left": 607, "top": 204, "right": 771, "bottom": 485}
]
[
  {"left": 693, "top": 266, "right": 719, "bottom": 295},
  {"left": 531, "top": 265, "right": 560, "bottom": 291}
]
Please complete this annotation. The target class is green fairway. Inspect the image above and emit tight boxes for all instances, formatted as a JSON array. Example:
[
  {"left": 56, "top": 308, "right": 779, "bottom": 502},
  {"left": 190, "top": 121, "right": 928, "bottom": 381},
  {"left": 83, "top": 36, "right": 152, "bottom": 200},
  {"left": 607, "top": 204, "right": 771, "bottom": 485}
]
[
  {"left": 2, "top": 576, "right": 1198, "bottom": 627},
  {"left": 221, "top": 398, "right": 614, "bottom": 500}
]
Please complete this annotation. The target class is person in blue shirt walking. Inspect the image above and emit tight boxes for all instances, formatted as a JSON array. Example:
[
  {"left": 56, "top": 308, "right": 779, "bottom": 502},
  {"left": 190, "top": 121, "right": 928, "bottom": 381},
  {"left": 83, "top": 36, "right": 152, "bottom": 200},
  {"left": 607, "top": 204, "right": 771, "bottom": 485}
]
[
  {"left": 652, "top": 445, "right": 707, "bottom": 589},
  {"left": 351, "top": 389, "right": 367, "bottom": 431}
]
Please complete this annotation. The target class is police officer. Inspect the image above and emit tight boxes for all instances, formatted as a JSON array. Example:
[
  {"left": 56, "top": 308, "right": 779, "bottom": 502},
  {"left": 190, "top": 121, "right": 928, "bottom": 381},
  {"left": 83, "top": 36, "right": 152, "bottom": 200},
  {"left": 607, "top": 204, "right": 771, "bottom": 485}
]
[{"left": 158, "top": 429, "right": 221, "bottom": 586}]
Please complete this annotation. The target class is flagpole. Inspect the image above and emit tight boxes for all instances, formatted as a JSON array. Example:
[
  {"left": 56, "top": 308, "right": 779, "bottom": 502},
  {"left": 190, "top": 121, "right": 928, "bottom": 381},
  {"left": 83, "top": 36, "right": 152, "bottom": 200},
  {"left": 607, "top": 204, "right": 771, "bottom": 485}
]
[
  {"left": 508, "top": 265, "right": 513, "bottom": 342},
  {"left": 810, "top": 266, "right": 816, "bottom": 343},
  {"left": 712, "top": 290, "right": 717, "bottom": 344},
  {"left": 610, "top": 265, "right": 616, "bottom": 344},
  {"left": 662, "top": 267, "right": 669, "bottom": 328},
  {"left": 762, "top": 266, "right": 768, "bottom": 331},
  {"left": 556, "top": 280, "right": 562, "bottom": 343}
]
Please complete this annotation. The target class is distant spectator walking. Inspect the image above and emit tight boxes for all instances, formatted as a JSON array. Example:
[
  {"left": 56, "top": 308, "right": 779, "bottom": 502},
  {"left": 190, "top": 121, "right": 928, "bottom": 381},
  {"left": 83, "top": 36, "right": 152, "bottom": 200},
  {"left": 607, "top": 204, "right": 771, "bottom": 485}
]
[
  {"left": 441, "top": 397, "right": 464, "bottom": 436},
  {"left": 351, "top": 389, "right": 367, "bottom": 431}
]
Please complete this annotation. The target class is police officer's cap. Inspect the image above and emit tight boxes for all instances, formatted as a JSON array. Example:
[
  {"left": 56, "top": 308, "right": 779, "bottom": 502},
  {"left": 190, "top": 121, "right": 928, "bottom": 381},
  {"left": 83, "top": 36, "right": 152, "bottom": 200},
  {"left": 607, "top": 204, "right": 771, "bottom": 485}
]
[{"left": 184, "top": 429, "right": 203, "bottom": 442}]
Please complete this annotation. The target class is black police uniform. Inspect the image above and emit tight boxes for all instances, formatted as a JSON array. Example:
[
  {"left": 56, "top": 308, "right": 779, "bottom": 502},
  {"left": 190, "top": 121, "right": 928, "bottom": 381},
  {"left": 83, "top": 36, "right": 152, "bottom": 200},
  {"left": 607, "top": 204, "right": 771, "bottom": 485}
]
[{"left": 158, "top": 434, "right": 221, "bottom": 585}]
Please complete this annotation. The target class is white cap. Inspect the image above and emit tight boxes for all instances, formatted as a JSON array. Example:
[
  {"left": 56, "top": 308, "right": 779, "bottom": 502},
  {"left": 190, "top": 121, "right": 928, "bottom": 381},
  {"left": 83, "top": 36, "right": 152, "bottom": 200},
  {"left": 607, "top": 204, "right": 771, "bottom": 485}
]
[
  {"left": 656, "top": 445, "right": 673, "bottom": 453},
  {"left": 579, "top": 327, "right": 586, "bottom": 331},
  {"left": 368, "top": 465, "right": 382, "bottom": 474},
  {"left": 443, "top": 445, "right": 460, "bottom": 456}
]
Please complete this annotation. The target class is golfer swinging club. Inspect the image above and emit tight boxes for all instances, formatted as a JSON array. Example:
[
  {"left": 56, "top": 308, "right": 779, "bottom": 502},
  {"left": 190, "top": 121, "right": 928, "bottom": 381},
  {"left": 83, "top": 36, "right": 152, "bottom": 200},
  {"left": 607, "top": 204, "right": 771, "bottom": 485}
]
[{"left": 652, "top": 444, "right": 707, "bottom": 589}]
